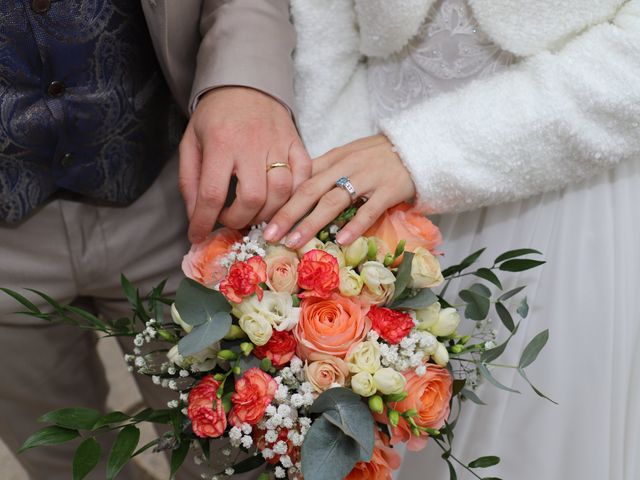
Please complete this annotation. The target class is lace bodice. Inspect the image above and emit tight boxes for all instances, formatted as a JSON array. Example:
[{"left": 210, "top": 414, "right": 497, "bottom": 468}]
[{"left": 368, "top": 0, "right": 516, "bottom": 120}]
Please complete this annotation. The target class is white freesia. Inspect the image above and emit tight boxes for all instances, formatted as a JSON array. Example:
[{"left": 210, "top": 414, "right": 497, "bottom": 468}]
[
  {"left": 360, "top": 261, "right": 396, "bottom": 294},
  {"left": 433, "top": 342, "right": 450, "bottom": 367},
  {"left": 323, "top": 242, "right": 346, "bottom": 267},
  {"left": 233, "top": 291, "right": 300, "bottom": 331},
  {"left": 239, "top": 312, "right": 273, "bottom": 346},
  {"left": 339, "top": 267, "right": 364, "bottom": 297},
  {"left": 415, "top": 302, "right": 441, "bottom": 330},
  {"left": 431, "top": 308, "right": 461, "bottom": 337},
  {"left": 351, "top": 371, "right": 377, "bottom": 397},
  {"left": 373, "top": 368, "right": 407, "bottom": 395},
  {"left": 344, "top": 237, "right": 368, "bottom": 267},
  {"left": 297, "top": 238, "right": 324, "bottom": 256},
  {"left": 346, "top": 341, "right": 381, "bottom": 374},
  {"left": 167, "top": 344, "right": 219, "bottom": 372},
  {"left": 409, "top": 247, "right": 444, "bottom": 289},
  {"left": 171, "top": 303, "right": 193, "bottom": 334}
]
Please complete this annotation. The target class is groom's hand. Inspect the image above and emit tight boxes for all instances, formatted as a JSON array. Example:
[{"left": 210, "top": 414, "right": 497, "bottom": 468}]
[{"left": 179, "top": 86, "right": 310, "bottom": 244}]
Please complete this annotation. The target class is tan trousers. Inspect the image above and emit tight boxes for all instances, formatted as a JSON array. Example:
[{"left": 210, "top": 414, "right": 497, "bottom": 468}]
[{"left": 0, "top": 156, "right": 200, "bottom": 479}]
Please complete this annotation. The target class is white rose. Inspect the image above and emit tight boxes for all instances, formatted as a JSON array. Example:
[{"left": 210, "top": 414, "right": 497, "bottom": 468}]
[
  {"left": 297, "top": 238, "right": 324, "bottom": 256},
  {"left": 373, "top": 368, "right": 407, "bottom": 395},
  {"left": 323, "top": 242, "right": 346, "bottom": 268},
  {"left": 433, "top": 342, "right": 450, "bottom": 367},
  {"left": 360, "top": 261, "right": 396, "bottom": 295},
  {"left": 344, "top": 237, "right": 368, "bottom": 267},
  {"left": 339, "top": 267, "right": 364, "bottom": 297},
  {"left": 239, "top": 312, "right": 273, "bottom": 346},
  {"left": 233, "top": 291, "right": 300, "bottom": 332},
  {"left": 351, "top": 371, "right": 377, "bottom": 397},
  {"left": 171, "top": 303, "right": 193, "bottom": 334},
  {"left": 415, "top": 302, "right": 441, "bottom": 330},
  {"left": 409, "top": 248, "right": 444, "bottom": 289},
  {"left": 431, "top": 308, "right": 461, "bottom": 337},
  {"left": 345, "top": 341, "right": 381, "bottom": 374},
  {"left": 167, "top": 343, "right": 219, "bottom": 372}
]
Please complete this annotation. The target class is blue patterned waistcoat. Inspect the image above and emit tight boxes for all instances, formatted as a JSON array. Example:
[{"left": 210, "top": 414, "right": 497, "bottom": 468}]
[{"left": 0, "top": 0, "right": 183, "bottom": 223}]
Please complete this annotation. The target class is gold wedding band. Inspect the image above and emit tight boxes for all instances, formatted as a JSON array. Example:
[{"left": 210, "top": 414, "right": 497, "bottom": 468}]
[{"left": 266, "top": 162, "right": 290, "bottom": 172}]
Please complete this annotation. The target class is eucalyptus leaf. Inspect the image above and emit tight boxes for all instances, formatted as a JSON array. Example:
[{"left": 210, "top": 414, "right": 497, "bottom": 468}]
[
  {"left": 494, "top": 248, "right": 542, "bottom": 264},
  {"left": 178, "top": 312, "right": 232, "bottom": 356},
  {"left": 517, "top": 297, "right": 530, "bottom": 319},
  {"left": 469, "top": 456, "right": 500, "bottom": 468},
  {"left": 392, "top": 252, "right": 415, "bottom": 302},
  {"left": 518, "top": 368, "right": 557, "bottom": 404},
  {"left": 519, "top": 330, "right": 549, "bottom": 369},
  {"left": 73, "top": 438, "right": 101, "bottom": 480},
  {"left": 478, "top": 364, "right": 520, "bottom": 394},
  {"left": 39, "top": 408, "right": 102, "bottom": 430},
  {"left": 498, "top": 259, "right": 545, "bottom": 272},
  {"left": 459, "top": 289, "right": 490, "bottom": 321},
  {"left": 460, "top": 388, "right": 486, "bottom": 405},
  {"left": 301, "top": 416, "right": 363, "bottom": 480},
  {"left": 19, "top": 426, "right": 80, "bottom": 452},
  {"left": 473, "top": 268, "right": 503, "bottom": 290},
  {"left": 175, "top": 278, "right": 230, "bottom": 327},
  {"left": 494, "top": 302, "right": 515, "bottom": 333},
  {"left": 392, "top": 288, "right": 438, "bottom": 310},
  {"left": 106, "top": 425, "right": 140, "bottom": 480},
  {"left": 469, "top": 283, "right": 491, "bottom": 298}
]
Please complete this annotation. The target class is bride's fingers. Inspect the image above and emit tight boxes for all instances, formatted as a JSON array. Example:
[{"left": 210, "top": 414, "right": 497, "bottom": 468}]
[
  {"left": 311, "top": 136, "right": 391, "bottom": 176},
  {"left": 335, "top": 191, "right": 393, "bottom": 245}
]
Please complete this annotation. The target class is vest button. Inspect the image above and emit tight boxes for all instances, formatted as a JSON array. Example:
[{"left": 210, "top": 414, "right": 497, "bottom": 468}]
[
  {"left": 47, "top": 80, "right": 65, "bottom": 98},
  {"left": 31, "top": 0, "right": 51, "bottom": 13},
  {"left": 60, "top": 153, "right": 74, "bottom": 167}
]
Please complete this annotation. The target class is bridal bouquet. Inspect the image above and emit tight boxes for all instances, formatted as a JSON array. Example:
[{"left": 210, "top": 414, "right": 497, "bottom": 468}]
[{"left": 7, "top": 204, "right": 550, "bottom": 480}]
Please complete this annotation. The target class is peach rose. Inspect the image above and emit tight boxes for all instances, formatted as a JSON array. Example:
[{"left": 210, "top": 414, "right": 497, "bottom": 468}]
[
  {"left": 294, "top": 296, "right": 370, "bottom": 361},
  {"left": 305, "top": 355, "right": 351, "bottom": 393},
  {"left": 378, "top": 364, "right": 452, "bottom": 451},
  {"left": 187, "top": 375, "right": 227, "bottom": 438},
  {"left": 229, "top": 368, "right": 277, "bottom": 426},
  {"left": 365, "top": 203, "right": 442, "bottom": 264},
  {"left": 346, "top": 430, "right": 402, "bottom": 480},
  {"left": 182, "top": 228, "right": 243, "bottom": 287},
  {"left": 265, "top": 247, "right": 300, "bottom": 294}
]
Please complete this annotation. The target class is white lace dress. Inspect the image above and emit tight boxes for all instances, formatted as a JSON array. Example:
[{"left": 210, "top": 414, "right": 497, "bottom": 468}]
[{"left": 369, "top": 2, "right": 640, "bottom": 479}]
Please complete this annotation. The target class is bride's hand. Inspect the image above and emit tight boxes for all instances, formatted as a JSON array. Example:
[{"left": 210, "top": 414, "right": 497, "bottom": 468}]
[{"left": 263, "top": 134, "right": 416, "bottom": 247}]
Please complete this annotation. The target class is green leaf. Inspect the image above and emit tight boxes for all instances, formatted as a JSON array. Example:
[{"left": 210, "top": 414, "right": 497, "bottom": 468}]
[
  {"left": 39, "top": 408, "right": 102, "bottom": 430},
  {"left": 175, "top": 278, "right": 230, "bottom": 327},
  {"left": 498, "top": 259, "right": 546, "bottom": 272},
  {"left": 460, "top": 388, "right": 486, "bottom": 405},
  {"left": 232, "top": 454, "right": 266, "bottom": 474},
  {"left": 19, "top": 426, "right": 80, "bottom": 452},
  {"left": 132, "top": 408, "right": 173, "bottom": 424},
  {"left": 391, "top": 252, "right": 415, "bottom": 302},
  {"left": 494, "top": 248, "right": 542, "bottom": 264},
  {"left": 301, "top": 416, "right": 364, "bottom": 480},
  {"left": 391, "top": 288, "right": 438, "bottom": 310},
  {"left": 478, "top": 364, "right": 520, "bottom": 394},
  {"left": 469, "top": 283, "right": 491, "bottom": 298},
  {"left": 178, "top": 311, "right": 232, "bottom": 356},
  {"left": 517, "top": 297, "right": 529, "bottom": 319},
  {"left": 445, "top": 457, "right": 458, "bottom": 480},
  {"left": 169, "top": 440, "right": 190, "bottom": 479},
  {"left": 73, "top": 438, "right": 101, "bottom": 480},
  {"left": 92, "top": 412, "right": 130, "bottom": 430},
  {"left": 473, "top": 268, "right": 503, "bottom": 290},
  {"left": 106, "top": 425, "right": 140, "bottom": 480},
  {"left": 66, "top": 306, "right": 108, "bottom": 331},
  {"left": 0, "top": 288, "right": 41, "bottom": 313},
  {"left": 459, "top": 289, "right": 490, "bottom": 321},
  {"left": 517, "top": 368, "right": 557, "bottom": 404},
  {"left": 497, "top": 286, "right": 526, "bottom": 302},
  {"left": 120, "top": 274, "right": 139, "bottom": 308},
  {"left": 518, "top": 330, "right": 549, "bottom": 369},
  {"left": 469, "top": 456, "right": 500, "bottom": 468},
  {"left": 310, "top": 388, "right": 375, "bottom": 458},
  {"left": 442, "top": 248, "right": 486, "bottom": 278},
  {"left": 482, "top": 321, "right": 520, "bottom": 364},
  {"left": 494, "top": 302, "right": 515, "bottom": 333},
  {"left": 452, "top": 379, "right": 466, "bottom": 397}
]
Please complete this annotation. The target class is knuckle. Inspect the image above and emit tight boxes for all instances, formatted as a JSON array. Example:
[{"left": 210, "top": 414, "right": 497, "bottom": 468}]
[
  {"left": 271, "top": 178, "right": 292, "bottom": 198},
  {"left": 319, "top": 192, "right": 344, "bottom": 210},
  {"left": 199, "top": 184, "right": 225, "bottom": 205},
  {"left": 241, "top": 191, "right": 265, "bottom": 209}
]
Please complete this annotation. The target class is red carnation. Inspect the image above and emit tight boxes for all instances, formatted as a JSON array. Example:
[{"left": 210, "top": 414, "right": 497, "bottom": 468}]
[
  {"left": 253, "top": 330, "right": 297, "bottom": 367},
  {"left": 229, "top": 368, "right": 277, "bottom": 426},
  {"left": 220, "top": 256, "right": 267, "bottom": 303},
  {"left": 187, "top": 375, "right": 227, "bottom": 438},
  {"left": 297, "top": 249, "right": 340, "bottom": 298},
  {"left": 368, "top": 306, "right": 414, "bottom": 344}
]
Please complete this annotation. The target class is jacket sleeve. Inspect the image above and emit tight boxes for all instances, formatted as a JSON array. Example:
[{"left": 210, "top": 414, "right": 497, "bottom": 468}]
[
  {"left": 379, "top": 0, "right": 640, "bottom": 214},
  {"left": 189, "top": 0, "right": 296, "bottom": 113}
]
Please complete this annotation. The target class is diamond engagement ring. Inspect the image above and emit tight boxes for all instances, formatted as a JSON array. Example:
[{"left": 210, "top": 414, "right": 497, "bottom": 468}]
[{"left": 335, "top": 176, "right": 357, "bottom": 199}]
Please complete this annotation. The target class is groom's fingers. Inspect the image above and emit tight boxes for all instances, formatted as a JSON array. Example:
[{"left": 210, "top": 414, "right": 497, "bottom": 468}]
[
  {"left": 178, "top": 125, "right": 201, "bottom": 220},
  {"left": 188, "top": 145, "right": 233, "bottom": 244},
  {"left": 218, "top": 155, "right": 268, "bottom": 229},
  {"left": 251, "top": 151, "right": 293, "bottom": 225}
]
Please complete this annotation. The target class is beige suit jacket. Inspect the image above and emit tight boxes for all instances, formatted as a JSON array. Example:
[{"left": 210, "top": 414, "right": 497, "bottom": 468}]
[{"left": 141, "top": 0, "right": 296, "bottom": 115}]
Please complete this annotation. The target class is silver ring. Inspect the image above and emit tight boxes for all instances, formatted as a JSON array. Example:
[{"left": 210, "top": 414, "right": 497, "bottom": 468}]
[{"left": 335, "top": 176, "right": 357, "bottom": 199}]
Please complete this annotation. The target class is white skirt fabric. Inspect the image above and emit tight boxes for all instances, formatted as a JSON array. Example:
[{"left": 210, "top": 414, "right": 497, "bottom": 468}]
[{"left": 397, "top": 159, "right": 640, "bottom": 479}]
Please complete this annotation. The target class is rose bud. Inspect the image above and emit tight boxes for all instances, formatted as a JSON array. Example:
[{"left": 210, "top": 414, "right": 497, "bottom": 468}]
[
  {"left": 344, "top": 237, "right": 369, "bottom": 266},
  {"left": 351, "top": 371, "right": 377, "bottom": 397},
  {"left": 368, "top": 395, "right": 385, "bottom": 414},
  {"left": 373, "top": 368, "right": 407, "bottom": 395},
  {"left": 339, "top": 267, "right": 364, "bottom": 297},
  {"left": 409, "top": 247, "right": 444, "bottom": 289},
  {"left": 433, "top": 342, "right": 450, "bottom": 367},
  {"left": 430, "top": 308, "right": 461, "bottom": 337}
]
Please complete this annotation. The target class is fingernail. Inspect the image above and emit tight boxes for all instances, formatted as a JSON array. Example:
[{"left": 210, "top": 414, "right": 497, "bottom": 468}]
[
  {"left": 285, "top": 232, "right": 302, "bottom": 248},
  {"left": 263, "top": 224, "right": 278, "bottom": 241},
  {"left": 336, "top": 231, "right": 352, "bottom": 246}
]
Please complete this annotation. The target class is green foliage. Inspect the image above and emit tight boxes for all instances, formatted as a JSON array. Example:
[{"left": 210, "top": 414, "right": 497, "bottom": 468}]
[
  {"left": 19, "top": 426, "right": 79, "bottom": 452},
  {"left": 468, "top": 456, "right": 500, "bottom": 468},
  {"left": 73, "top": 438, "right": 101, "bottom": 480},
  {"left": 92, "top": 412, "right": 130, "bottom": 430},
  {"left": 391, "top": 287, "right": 438, "bottom": 309},
  {"left": 178, "top": 311, "right": 232, "bottom": 356},
  {"left": 519, "top": 330, "right": 549, "bottom": 369},
  {"left": 494, "top": 249, "right": 542, "bottom": 264},
  {"left": 39, "top": 408, "right": 102, "bottom": 430},
  {"left": 473, "top": 268, "right": 503, "bottom": 289},
  {"left": 175, "top": 278, "right": 230, "bottom": 327},
  {"left": 459, "top": 288, "right": 490, "bottom": 321},
  {"left": 169, "top": 439, "right": 190, "bottom": 479},
  {"left": 498, "top": 259, "right": 546, "bottom": 272},
  {"left": 391, "top": 251, "right": 414, "bottom": 302},
  {"left": 106, "top": 425, "right": 140, "bottom": 480}
]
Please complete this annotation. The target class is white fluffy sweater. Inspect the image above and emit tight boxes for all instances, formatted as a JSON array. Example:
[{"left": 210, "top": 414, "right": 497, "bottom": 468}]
[{"left": 291, "top": 0, "right": 640, "bottom": 214}]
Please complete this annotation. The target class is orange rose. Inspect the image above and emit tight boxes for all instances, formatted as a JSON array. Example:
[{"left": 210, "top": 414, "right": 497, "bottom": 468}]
[
  {"left": 182, "top": 228, "right": 243, "bottom": 287},
  {"left": 229, "top": 368, "right": 277, "bottom": 426},
  {"left": 346, "top": 430, "right": 402, "bottom": 480},
  {"left": 378, "top": 364, "right": 452, "bottom": 451},
  {"left": 365, "top": 203, "right": 442, "bottom": 263},
  {"left": 295, "top": 296, "right": 370, "bottom": 361},
  {"left": 187, "top": 375, "right": 227, "bottom": 438},
  {"left": 265, "top": 247, "right": 300, "bottom": 294},
  {"left": 305, "top": 355, "right": 351, "bottom": 393}
]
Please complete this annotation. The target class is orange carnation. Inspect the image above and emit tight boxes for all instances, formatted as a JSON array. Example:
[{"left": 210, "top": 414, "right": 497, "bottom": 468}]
[
  {"left": 365, "top": 203, "right": 442, "bottom": 263},
  {"left": 295, "top": 296, "right": 370, "bottom": 361},
  {"left": 182, "top": 228, "right": 243, "bottom": 287},
  {"left": 346, "top": 430, "right": 402, "bottom": 480},
  {"left": 229, "top": 368, "right": 277, "bottom": 426},
  {"left": 297, "top": 249, "right": 340, "bottom": 299},
  {"left": 220, "top": 256, "right": 267, "bottom": 304},
  {"left": 187, "top": 375, "right": 227, "bottom": 438}
]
